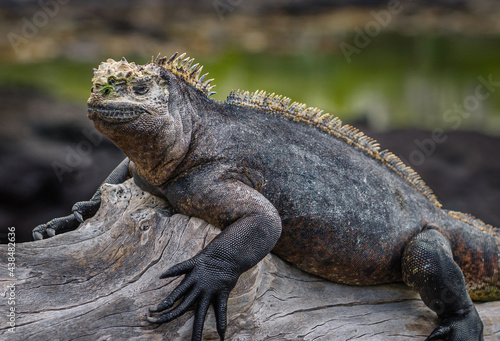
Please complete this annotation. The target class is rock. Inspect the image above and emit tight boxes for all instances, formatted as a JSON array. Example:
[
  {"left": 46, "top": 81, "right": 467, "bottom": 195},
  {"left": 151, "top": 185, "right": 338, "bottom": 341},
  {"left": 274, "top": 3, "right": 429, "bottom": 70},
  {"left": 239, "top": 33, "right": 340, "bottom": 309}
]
[{"left": 0, "top": 179, "right": 498, "bottom": 340}]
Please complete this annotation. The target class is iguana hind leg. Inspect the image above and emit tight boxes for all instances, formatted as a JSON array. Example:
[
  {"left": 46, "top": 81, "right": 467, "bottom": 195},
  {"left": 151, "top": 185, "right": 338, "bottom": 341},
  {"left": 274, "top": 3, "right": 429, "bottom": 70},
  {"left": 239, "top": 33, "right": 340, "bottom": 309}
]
[
  {"left": 402, "top": 227, "right": 484, "bottom": 341},
  {"left": 32, "top": 158, "right": 132, "bottom": 240}
]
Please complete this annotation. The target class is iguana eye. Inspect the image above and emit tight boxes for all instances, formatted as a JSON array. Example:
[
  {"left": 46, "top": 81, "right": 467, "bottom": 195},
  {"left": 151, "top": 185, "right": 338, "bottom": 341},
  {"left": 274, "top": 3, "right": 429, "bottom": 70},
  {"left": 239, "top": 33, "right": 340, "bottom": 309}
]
[{"left": 132, "top": 83, "right": 150, "bottom": 96}]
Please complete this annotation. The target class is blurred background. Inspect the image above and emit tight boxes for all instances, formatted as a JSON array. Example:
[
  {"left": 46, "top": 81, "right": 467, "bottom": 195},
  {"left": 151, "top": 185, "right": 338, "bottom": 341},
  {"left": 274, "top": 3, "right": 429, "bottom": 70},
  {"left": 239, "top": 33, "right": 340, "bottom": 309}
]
[{"left": 1, "top": 0, "right": 499, "bottom": 242}]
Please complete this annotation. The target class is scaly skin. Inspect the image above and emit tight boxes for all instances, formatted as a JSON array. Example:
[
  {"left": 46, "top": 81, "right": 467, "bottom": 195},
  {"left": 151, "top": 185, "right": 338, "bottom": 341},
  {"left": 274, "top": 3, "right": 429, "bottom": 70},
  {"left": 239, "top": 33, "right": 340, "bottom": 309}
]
[{"left": 34, "top": 54, "right": 500, "bottom": 341}]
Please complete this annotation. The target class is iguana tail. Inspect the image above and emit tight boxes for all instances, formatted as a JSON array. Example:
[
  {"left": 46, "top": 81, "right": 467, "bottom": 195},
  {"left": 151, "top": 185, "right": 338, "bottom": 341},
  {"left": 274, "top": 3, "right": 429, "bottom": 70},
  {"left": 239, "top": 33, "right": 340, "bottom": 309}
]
[{"left": 445, "top": 210, "right": 500, "bottom": 301}]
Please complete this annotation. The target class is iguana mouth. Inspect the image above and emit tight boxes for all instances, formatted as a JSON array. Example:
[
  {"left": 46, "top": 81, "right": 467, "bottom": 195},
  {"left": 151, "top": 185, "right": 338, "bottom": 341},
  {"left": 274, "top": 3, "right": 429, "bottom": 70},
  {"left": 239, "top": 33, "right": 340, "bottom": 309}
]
[{"left": 88, "top": 103, "right": 149, "bottom": 123}]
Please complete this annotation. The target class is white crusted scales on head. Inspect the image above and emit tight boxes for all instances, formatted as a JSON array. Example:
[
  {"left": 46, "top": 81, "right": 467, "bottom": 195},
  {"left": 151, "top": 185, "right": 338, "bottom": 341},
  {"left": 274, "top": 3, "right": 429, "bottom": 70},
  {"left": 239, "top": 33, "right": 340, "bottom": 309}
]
[
  {"left": 92, "top": 58, "right": 159, "bottom": 87},
  {"left": 91, "top": 52, "right": 216, "bottom": 97}
]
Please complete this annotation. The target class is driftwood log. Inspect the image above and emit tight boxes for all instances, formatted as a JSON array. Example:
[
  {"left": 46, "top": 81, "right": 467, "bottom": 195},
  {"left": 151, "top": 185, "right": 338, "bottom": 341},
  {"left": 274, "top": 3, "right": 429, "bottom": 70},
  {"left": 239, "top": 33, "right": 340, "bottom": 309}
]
[{"left": 0, "top": 179, "right": 499, "bottom": 341}]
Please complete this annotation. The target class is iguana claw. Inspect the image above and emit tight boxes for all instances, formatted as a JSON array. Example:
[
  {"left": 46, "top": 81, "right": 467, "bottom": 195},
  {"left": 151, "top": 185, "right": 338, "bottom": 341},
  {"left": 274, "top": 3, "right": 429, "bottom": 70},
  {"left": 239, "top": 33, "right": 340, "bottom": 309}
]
[
  {"left": 32, "top": 226, "right": 45, "bottom": 241},
  {"left": 74, "top": 211, "right": 84, "bottom": 223}
]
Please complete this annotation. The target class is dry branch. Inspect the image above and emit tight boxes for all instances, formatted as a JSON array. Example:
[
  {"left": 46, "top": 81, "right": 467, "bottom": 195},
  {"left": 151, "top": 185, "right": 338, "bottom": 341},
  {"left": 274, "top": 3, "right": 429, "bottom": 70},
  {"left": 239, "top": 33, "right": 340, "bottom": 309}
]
[{"left": 1, "top": 180, "right": 498, "bottom": 340}]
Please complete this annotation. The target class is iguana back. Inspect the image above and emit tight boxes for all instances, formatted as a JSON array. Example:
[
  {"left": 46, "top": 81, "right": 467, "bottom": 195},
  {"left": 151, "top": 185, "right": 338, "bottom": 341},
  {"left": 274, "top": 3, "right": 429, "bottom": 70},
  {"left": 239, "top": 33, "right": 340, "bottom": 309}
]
[{"left": 191, "top": 90, "right": 500, "bottom": 295}]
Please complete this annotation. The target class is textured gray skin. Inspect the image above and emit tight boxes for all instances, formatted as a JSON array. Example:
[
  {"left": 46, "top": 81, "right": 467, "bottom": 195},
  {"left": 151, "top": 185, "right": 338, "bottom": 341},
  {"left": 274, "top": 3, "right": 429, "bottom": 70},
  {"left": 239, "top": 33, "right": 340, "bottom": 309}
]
[{"left": 33, "top": 59, "right": 499, "bottom": 341}]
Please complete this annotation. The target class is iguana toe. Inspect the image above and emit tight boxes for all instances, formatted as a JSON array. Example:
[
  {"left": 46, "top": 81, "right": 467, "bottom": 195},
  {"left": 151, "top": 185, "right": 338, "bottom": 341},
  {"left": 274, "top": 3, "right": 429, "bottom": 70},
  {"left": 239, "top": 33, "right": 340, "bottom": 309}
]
[
  {"left": 32, "top": 224, "right": 47, "bottom": 240},
  {"left": 426, "top": 308, "right": 484, "bottom": 341},
  {"left": 72, "top": 199, "right": 101, "bottom": 222}
]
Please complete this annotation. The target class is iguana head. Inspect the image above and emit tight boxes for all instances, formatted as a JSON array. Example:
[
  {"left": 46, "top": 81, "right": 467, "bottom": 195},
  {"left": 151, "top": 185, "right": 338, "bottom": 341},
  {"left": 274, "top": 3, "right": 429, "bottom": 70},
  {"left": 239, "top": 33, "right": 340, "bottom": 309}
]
[
  {"left": 88, "top": 53, "right": 214, "bottom": 123},
  {"left": 88, "top": 57, "right": 165, "bottom": 123},
  {"left": 87, "top": 53, "right": 215, "bottom": 184}
]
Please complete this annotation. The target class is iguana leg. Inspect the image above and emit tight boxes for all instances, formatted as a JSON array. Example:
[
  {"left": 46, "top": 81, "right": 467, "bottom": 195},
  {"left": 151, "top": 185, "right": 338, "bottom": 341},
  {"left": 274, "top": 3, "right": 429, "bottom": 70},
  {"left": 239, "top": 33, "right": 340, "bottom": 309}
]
[
  {"left": 32, "top": 158, "right": 132, "bottom": 240},
  {"left": 147, "top": 171, "right": 282, "bottom": 341},
  {"left": 402, "top": 227, "right": 484, "bottom": 341}
]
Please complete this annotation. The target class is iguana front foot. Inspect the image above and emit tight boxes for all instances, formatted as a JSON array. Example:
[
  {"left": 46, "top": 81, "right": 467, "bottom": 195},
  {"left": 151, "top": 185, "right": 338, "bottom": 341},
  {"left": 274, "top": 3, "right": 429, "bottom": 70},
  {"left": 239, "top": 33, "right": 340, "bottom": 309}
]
[
  {"left": 426, "top": 307, "right": 484, "bottom": 341},
  {"left": 32, "top": 198, "right": 102, "bottom": 240},
  {"left": 147, "top": 252, "right": 241, "bottom": 341},
  {"left": 32, "top": 214, "right": 80, "bottom": 240},
  {"left": 32, "top": 158, "right": 132, "bottom": 240}
]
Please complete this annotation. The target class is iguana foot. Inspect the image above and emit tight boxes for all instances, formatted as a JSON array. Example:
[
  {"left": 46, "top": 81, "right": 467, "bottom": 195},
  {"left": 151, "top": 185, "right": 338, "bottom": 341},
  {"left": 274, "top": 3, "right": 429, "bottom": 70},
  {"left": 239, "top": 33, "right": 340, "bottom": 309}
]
[
  {"left": 33, "top": 214, "right": 79, "bottom": 240},
  {"left": 147, "top": 252, "right": 241, "bottom": 341},
  {"left": 32, "top": 199, "right": 101, "bottom": 240},
  {"left": 403, "top": 228, "right": 485, "bottom": 341},
  {"left": 426, "top": 307, "right": 484, "bottom": 341},
  {"left": 33, "top": 158, "right": 131, "bottom": 240}
]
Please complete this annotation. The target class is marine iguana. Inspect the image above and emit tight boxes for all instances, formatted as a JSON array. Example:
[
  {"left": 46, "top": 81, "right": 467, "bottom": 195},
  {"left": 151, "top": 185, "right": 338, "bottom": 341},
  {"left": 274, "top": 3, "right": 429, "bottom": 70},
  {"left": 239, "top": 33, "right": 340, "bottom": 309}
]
[{"left": 33, "top": 53, "right": 500, "bottom": 341}]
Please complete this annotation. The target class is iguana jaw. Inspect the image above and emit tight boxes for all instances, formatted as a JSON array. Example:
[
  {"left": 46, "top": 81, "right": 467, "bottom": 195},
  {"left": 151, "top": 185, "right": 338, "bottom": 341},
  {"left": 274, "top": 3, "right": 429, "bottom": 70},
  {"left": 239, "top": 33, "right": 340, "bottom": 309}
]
[{"left": 87, "top": 102, "right": 150, "bottom": 123}]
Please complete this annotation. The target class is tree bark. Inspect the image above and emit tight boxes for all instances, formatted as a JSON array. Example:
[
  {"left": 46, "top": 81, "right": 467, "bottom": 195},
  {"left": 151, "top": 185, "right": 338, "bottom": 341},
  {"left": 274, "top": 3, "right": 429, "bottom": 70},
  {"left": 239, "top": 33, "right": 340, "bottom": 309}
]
[{"left": 1, "top": 179, "right": 499, "bottom": 340}]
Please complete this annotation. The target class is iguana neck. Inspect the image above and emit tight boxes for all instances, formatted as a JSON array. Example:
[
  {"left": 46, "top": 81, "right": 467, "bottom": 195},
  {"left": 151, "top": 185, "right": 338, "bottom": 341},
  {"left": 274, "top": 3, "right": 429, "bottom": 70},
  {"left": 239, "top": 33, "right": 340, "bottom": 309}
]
[{"left": 122, "top": 120, "right": 188, "bottom": 186}]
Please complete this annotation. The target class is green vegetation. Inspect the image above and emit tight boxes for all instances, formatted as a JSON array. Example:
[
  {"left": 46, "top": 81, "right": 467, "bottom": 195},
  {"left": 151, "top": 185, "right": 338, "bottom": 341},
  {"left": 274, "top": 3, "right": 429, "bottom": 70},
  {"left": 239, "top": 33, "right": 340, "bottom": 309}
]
[
  {"left": 202, "top": 34, "right": 500, "bottom": 133},
  {"left": 1, "top": 33, "right": 500, "bottom": 133},
  {"left": 0, "top": 59, "right": 95, "bottom": 103}
]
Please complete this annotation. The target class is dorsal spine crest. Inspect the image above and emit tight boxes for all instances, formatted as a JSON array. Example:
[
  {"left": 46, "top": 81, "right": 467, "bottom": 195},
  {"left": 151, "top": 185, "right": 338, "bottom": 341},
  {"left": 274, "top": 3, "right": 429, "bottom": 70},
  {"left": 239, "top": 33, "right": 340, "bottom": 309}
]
[
  {"left": 226, "top": 89, "right": 442, "bottom": 207},
  {"left": 447, "top": 210, "right": 499, "bottom": 239},
  {"left": 155, "top": 52, "right": 216, "bottom": 97}
]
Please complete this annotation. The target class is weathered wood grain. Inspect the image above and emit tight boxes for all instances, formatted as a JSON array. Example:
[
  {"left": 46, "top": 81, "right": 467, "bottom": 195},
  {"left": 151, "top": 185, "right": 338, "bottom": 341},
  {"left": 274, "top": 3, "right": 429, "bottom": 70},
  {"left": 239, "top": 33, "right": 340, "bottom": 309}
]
[{"left": 0, "top": 180, "right": 498, "bottom": 340}]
